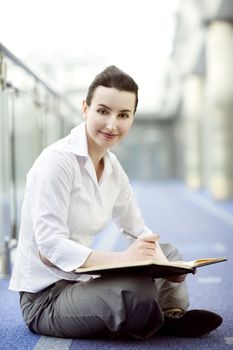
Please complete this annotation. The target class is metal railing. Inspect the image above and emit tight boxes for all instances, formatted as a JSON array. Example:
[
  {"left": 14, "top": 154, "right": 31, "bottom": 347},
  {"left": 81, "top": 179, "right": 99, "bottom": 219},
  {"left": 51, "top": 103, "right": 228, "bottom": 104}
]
[
  {"left": 0, "top": 43, "right": 78, "bottom": 113},
  {"left": 0, "top": 43, "right": 79, "bottom": 277}
]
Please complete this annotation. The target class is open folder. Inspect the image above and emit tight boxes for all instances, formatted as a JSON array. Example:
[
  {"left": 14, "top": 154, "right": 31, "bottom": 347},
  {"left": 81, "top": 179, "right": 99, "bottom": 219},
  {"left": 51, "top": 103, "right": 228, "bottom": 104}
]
[{"left": 75, "top": 257, "right": 227, "bottom": 278}]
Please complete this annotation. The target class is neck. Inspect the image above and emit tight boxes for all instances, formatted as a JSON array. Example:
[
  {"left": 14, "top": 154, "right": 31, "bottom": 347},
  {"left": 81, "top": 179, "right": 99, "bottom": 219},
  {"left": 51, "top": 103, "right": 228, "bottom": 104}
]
[
  {"left": 89, "top": 149, "right": 105, "bottom": 168},
  {"left": 86, "top": 130, "right": 106, "bottom": 168},
  {"left": 88, "top": 145, "right": 105, "bottom": 182}
]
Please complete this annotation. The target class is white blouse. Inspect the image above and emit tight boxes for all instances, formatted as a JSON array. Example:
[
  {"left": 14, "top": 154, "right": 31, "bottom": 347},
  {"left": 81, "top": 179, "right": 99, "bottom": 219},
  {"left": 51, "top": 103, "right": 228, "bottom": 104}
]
[{"left": 9, "top": 122, "right": 151, "bottom": 292}]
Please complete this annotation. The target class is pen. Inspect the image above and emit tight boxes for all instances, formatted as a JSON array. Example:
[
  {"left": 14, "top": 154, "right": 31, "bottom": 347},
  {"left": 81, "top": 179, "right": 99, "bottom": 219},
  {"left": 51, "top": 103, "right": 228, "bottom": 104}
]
[
  {"left": 120, "top": 228, "right": 138, "bottom": 240},
  {"left": 120, "top": 228, "right": 159, "bottom": 246}
]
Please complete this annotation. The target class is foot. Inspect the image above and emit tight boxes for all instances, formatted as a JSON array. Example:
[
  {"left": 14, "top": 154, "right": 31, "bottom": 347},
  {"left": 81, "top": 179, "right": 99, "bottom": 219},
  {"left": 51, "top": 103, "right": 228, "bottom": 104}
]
[{"left": 159, "top": 309, "right": 223, "bottom": 338}]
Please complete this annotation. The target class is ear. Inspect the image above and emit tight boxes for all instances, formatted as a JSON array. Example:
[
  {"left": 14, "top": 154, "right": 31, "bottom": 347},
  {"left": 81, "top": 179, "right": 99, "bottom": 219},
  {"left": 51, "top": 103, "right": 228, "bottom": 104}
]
[{"left": 82, "top": 100, "right": 88, "bottom": 120}]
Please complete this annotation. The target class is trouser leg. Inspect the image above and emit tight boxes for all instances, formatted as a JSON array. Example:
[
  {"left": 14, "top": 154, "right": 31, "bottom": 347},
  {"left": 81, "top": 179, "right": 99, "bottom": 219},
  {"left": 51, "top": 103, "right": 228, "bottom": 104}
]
[
  {"left": 154, "top": 243, "right": 189, "bottom": 311},
  {"left": 20, "top": 276, "right": 164, "bottom": 339}
]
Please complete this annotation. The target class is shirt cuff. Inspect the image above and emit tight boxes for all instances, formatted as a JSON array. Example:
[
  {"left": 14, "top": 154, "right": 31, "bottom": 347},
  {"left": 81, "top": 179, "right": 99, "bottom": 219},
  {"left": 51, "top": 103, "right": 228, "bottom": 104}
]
[{"left": 48, "top": 240, "right": 93, "bottom": 272}]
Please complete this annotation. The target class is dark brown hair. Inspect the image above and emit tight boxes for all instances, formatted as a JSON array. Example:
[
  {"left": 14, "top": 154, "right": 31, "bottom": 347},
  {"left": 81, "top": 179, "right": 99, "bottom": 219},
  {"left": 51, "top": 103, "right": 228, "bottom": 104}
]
[{"left": 86, "top": 65, "right": 138, "bottom": 113}]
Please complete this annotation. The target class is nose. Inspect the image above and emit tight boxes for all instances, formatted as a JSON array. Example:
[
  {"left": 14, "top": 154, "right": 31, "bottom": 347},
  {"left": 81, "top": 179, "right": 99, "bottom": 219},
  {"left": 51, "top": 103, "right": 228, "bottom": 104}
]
[{"left": 106, "top": 114, "right": 117, "bottom": 131}]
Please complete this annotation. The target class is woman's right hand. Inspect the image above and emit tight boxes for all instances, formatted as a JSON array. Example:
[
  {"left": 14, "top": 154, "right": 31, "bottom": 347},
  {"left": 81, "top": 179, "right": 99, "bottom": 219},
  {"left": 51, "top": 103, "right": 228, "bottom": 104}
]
[{"left": 122, "top": 233, "right": 159, "bottom": 262}]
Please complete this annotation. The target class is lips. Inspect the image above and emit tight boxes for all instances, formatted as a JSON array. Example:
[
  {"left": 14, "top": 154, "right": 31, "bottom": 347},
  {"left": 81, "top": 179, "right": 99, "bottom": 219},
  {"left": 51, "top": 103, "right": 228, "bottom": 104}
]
[{"left": 100, "top": 131, "right": 119, "bottom": 140}]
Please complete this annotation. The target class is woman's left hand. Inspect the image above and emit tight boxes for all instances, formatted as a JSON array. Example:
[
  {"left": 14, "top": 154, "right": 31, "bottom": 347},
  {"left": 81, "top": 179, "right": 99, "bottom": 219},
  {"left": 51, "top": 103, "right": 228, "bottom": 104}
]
[{"left": 165, "top": 274, "right": 186, "bottom": 283}]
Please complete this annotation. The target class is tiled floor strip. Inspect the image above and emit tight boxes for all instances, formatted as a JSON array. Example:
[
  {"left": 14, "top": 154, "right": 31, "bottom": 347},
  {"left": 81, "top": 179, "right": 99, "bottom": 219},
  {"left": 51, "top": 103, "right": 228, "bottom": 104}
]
[
  {"left": 197, "top": 277, "right": 222, "bottom": 284},
  {"left": 225, "top": 337, "right": 233, "bottom": 345},
  {"left": 181, "top": 190, "right": 233, "bottom": 227},
  {"left": 34, "top": 336, "right": 72, "bottom": 350}
]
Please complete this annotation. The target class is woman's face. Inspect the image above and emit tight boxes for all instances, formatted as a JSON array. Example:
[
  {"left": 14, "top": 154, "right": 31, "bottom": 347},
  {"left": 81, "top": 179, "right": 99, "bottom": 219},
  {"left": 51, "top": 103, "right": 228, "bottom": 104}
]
[{"left": 83, "top": 86, "right": 136, "bottom": 152}]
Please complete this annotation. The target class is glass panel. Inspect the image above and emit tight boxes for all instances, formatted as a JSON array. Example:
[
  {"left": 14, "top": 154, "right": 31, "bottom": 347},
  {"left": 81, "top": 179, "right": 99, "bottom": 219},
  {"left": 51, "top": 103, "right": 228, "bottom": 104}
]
[
  {"left": 0, "top": 90, "right": 12, "bottom": 251},
  {"left": 0, "top": 46, "right": 80, "bottom": 275}
]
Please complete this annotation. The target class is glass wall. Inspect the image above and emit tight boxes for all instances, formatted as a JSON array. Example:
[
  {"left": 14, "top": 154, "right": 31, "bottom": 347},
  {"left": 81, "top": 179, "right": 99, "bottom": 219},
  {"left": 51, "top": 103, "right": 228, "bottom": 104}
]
[
  {"left": 0, "top": 47, "right": 80, "bottom": 275},
  {"left": 0, "top": 90, "right": 12, "bottom": 251}
]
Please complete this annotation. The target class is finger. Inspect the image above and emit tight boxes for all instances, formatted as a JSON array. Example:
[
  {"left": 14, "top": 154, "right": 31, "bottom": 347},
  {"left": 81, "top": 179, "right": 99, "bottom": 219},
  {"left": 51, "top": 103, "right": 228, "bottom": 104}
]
[
  {"left": 136, "top": 240, "right": 156, "bottom": 249},
  {"left": 176, "top": 276, "right": 185, "bottom": 282},
  {"left": 141, "top": 245, "right": 157, "bottom": 253},
  {"left": 140, "top": 233, "right": 158, "bottom": 243},
  {"left": 144, "top": 242, "right": 157, "bottom": 249},
  {"left": 166, "top": 274, "right": 186, "bottom": 283},
  {"left": 146, "top": 248, "right": 155, "bottom": 253}
]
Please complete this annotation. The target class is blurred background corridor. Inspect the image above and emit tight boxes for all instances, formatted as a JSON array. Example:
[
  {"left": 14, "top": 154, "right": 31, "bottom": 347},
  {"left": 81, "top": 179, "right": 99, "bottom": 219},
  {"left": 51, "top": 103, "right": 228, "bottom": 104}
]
[{"left": 0, "top": 0, "right": 233, "bottom": 349}]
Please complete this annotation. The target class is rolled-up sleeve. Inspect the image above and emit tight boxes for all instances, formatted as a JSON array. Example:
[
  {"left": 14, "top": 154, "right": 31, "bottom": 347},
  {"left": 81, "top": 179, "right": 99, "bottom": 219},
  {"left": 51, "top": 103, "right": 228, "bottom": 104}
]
[{"left": 28, "top": 150, "right": 92, "bottom": 272}]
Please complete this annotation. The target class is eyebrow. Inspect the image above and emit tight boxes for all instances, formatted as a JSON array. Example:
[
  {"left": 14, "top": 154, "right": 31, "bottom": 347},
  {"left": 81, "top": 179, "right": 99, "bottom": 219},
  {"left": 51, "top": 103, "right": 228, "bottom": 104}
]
[{"left": 97, "top": 104, "right": 132, "bottom": 113}]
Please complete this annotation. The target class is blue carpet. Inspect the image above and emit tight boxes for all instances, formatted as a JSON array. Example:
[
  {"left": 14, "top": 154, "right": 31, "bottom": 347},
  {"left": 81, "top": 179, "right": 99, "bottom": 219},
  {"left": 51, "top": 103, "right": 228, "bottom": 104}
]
[
  {"left": 1, "top": 180, "right": 232, "bottom": 350},
  {"left": 0, "top": 279, "right": 40, "bottom": 350}
]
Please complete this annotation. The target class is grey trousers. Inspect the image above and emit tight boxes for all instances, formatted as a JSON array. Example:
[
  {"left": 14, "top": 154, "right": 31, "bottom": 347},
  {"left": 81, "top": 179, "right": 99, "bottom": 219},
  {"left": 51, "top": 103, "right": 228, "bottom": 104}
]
[{"left": 19, "top": 244, "right": 189, "bottom": 339}]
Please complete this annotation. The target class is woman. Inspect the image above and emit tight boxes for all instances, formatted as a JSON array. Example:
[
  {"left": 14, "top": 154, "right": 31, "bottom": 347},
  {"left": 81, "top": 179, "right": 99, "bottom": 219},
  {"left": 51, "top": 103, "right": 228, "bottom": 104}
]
[{"left": 9, "top": 65, "right": 222, "bottom": 339}]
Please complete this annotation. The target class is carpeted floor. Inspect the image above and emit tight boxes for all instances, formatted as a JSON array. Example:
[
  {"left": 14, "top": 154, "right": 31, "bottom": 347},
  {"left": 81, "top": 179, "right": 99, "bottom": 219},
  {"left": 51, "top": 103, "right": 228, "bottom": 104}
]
[{"left": 0, "top": 180, "right": 232, "bottom": 350}]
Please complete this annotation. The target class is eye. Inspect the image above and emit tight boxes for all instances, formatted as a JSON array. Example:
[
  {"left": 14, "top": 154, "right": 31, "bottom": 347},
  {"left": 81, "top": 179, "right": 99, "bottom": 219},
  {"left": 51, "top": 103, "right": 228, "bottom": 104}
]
[
  {"left": 118, "top": 113, "right": 129, "bottom": 119},
  {"left": 97, "top": 108, "right": 109, "bottom": 116}
]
